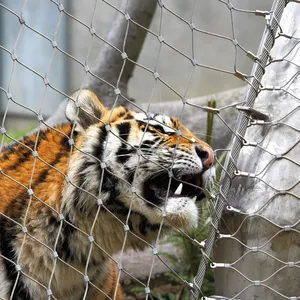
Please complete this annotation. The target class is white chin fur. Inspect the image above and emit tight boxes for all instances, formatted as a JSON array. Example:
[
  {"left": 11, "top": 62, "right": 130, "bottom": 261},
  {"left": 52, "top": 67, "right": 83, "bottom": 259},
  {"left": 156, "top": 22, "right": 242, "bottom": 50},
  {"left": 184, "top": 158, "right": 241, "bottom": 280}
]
[
  {"left": 202, "top": 165, "right": 216, "bottom": 192},
  {"left": 164, "top": 197, "right": 199, "bottom": 229},
  {"left": 164, "top": 167, "right": 216, "bottom": 229}
]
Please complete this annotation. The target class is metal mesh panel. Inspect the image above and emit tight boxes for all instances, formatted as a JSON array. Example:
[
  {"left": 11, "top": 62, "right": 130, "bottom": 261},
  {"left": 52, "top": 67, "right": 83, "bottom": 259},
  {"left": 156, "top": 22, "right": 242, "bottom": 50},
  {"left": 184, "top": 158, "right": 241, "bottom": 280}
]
[{"left": 0, "top": 0, "right": 299, "bottom": 299}]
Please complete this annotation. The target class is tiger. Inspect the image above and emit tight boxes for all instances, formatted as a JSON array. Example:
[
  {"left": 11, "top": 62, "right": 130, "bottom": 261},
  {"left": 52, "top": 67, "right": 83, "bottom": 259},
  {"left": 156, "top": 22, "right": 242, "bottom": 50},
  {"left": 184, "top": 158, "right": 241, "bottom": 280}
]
[{"left": 0, "top": 89, "right": 215, "bottom": 300}]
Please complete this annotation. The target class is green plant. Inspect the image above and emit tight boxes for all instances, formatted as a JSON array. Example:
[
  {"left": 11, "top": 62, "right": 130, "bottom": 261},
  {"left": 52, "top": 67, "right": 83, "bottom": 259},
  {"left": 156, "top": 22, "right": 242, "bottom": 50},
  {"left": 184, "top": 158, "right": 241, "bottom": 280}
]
[
  {"left": 206, "top": 99, "right": 216, "bottom": 146},
  {"left": 160, "top": 201, "right": 215, "bottom": 300}
]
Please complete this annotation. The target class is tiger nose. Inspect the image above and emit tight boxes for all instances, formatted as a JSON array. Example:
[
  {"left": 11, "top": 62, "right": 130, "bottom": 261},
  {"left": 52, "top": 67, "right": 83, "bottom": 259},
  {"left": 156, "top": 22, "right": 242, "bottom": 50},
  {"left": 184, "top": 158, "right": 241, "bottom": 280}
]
[{"left": 195, "top": 145, "right": 214, "bottom": 168}]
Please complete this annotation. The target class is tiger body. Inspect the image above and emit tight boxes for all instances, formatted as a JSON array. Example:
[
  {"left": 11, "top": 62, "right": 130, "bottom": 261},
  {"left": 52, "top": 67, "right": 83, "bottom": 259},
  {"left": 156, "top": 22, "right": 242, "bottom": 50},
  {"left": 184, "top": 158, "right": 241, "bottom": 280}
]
[{"left": 0, "top": 90, "right": 215, "bottom": 299}]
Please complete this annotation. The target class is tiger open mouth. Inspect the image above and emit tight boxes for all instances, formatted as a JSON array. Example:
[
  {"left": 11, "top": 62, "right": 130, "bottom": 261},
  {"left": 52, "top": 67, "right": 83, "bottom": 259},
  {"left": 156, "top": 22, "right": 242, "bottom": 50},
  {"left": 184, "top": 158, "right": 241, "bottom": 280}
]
[{"left": 143, "top": 170, "right": 211, "bottom": 206}]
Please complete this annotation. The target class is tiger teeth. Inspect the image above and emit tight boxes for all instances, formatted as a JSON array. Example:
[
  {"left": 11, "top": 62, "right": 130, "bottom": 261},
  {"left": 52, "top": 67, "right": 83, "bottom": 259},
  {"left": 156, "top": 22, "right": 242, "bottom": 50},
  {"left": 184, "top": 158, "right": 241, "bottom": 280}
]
[
  {"left": 192, "top": 196, "right": 197, "bottom": 203},
  {"left": 174, "top": 183, "right": 183, "bottom": 195}
]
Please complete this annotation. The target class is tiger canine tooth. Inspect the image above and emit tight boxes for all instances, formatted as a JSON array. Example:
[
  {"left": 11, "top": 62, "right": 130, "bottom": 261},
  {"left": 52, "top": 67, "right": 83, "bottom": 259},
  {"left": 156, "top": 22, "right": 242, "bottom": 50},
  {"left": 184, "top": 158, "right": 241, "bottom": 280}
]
[
  {"left": 174, "top": 183, "right": 183, "bottom": 195},
  {"left": 192, "top": 196, "right": 197, "bottom": 202}
]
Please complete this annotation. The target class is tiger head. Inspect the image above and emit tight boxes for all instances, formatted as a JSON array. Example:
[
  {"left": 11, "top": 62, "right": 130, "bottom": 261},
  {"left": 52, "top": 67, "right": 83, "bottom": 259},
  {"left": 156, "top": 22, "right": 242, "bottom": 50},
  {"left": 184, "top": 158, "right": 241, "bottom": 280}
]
[{"left": 64, "top": 90, "right": 215, "bottom": 231}]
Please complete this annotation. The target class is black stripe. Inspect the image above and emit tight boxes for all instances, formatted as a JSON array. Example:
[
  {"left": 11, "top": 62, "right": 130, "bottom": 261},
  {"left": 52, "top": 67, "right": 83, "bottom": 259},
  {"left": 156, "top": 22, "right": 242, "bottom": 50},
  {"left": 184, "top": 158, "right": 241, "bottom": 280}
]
[
  {"left": 116, "top": 123, "right": 133, "bottom": 164},
  {"left": 146, "top": 128, "right": 157, "bottom": 134},
  {"left": 128, "top": 219, "right": 133, "bottom": 231},
  {"left": 117, "top": 110, "right": 126, "bottom": 118},
  {"left": 72, "top": 160, "right": 94, "bottom": 210},
  {"left": 0, "top": 218, "right": 31, "bottom": 300},
  {"left": 139, "top": 215, "right": 148, "bottom": 235},
  {"left": 127, "top": 170, "right": 135, "bottom": 185},
  {"left": 116, "top": 147, "right": 135, "bottom": 164},
  {"left": 0, "top": 132, "right": 37, "bottom": 168},
  {"left": 20, "top": 135, "right": 36, "bottom": 148},
  {"left": 136, "top": 120, "right": 145, "bottom": 128},
  {"left": 1, "top": 143, "right": 30, "bottom": 168},
  {"left": 149, "top": 124, "right": 165, "bottom": 133},
  {"left": 139, "top": 215, "right": 160, "bottom": 236},
  {"left": 74, "top": 125, "right": 107, "bottom": 205},
  {"left": 124, "top": 114, "right": 134, "bottom": 120},
  {"left": 92, "top": 125, "right": 107, "bottom": 161},
  {"left": 71, "top": 125, "right": 108, "bottom": 211},
  {"left": 101, "top": 168, "right": 120, "bottom": 201},
  {"left": 105, "top": 198, "right": 129, "bottom": 217},
  {"left": 0, "top": 146, "right": 68, "bottom": 298},
  {"left": 140, "top": 140, "right": 156, "bottom": 149},
  {"left": 56, "top": 214, "right": 76, "bottom": 262},
  {"left": 37, "top": 130, "right": 48, "bottom": 141},
  {"left": 1, "top": 151, "right": 10, "bottom": 160}
]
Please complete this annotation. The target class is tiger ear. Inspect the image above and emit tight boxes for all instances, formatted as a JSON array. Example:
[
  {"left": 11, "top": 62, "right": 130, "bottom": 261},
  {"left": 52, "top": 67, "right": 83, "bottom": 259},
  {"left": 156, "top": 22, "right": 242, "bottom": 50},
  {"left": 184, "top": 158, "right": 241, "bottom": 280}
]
[{"left": 65, "top": 89, "right": 107, "bottom": 132}]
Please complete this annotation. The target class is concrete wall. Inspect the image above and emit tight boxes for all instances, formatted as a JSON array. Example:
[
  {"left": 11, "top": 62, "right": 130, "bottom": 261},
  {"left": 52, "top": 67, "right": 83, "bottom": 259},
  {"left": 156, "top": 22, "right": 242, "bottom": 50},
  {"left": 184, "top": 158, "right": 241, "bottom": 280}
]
[{"left": 214, "top": 3, "right": 300, "bottom": 298}]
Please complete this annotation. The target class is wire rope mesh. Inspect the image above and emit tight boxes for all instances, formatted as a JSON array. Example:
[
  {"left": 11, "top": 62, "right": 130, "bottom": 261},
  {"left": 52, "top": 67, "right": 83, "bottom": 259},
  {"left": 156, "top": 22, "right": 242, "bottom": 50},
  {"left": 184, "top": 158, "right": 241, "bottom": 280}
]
[
  {"left": 191, "top": 0, "right": 287, "bottom": 299},
  {"left": 0, "top": 0, "right": 299, "bottom": 300}
]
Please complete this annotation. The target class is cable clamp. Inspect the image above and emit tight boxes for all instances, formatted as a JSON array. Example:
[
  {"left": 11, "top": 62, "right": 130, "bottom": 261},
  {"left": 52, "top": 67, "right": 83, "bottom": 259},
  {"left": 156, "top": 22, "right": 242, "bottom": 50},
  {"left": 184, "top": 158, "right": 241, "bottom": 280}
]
[
  {"left": 235, "top": 170, "right": 255, "bottom": 178},
  {"left": 246, "top": 51, "right": 260, "bottom": 62},
  {"left": 236, "top": 105, "right": 270, "bottom": 121},
  {"left": 255, "top": 10, "right": 270, "bottom": 17},
  {"left": 205, "top": 106, "right": 220, "bottom": 114},
  {"left": 210, "top": 263, "right": 231, "bottom": 269},
  {"left": 226, "top": 206, "right": 241, "bottom": 213},
  {"left": 288, "top": 262, "right": 295, "bottom": 267},
  {"left": 218, "top": 234, "right": 232, "bottom": 238},
  {"left": 234, "top": 71, "right": 247, "bottom": 81},
  {"left": 243, "top": 140, "right": 258, "bottom": 147},
  {"left": 284, "top": 225, "right": 292, "bottom": 231}
]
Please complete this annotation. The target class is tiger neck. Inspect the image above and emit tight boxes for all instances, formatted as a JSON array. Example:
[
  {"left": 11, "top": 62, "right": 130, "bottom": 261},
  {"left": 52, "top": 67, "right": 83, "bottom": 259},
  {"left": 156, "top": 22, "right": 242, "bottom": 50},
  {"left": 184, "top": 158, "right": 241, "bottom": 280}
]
[{"left": 60, "top": 199, "right": 160, "bottom": 264}]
